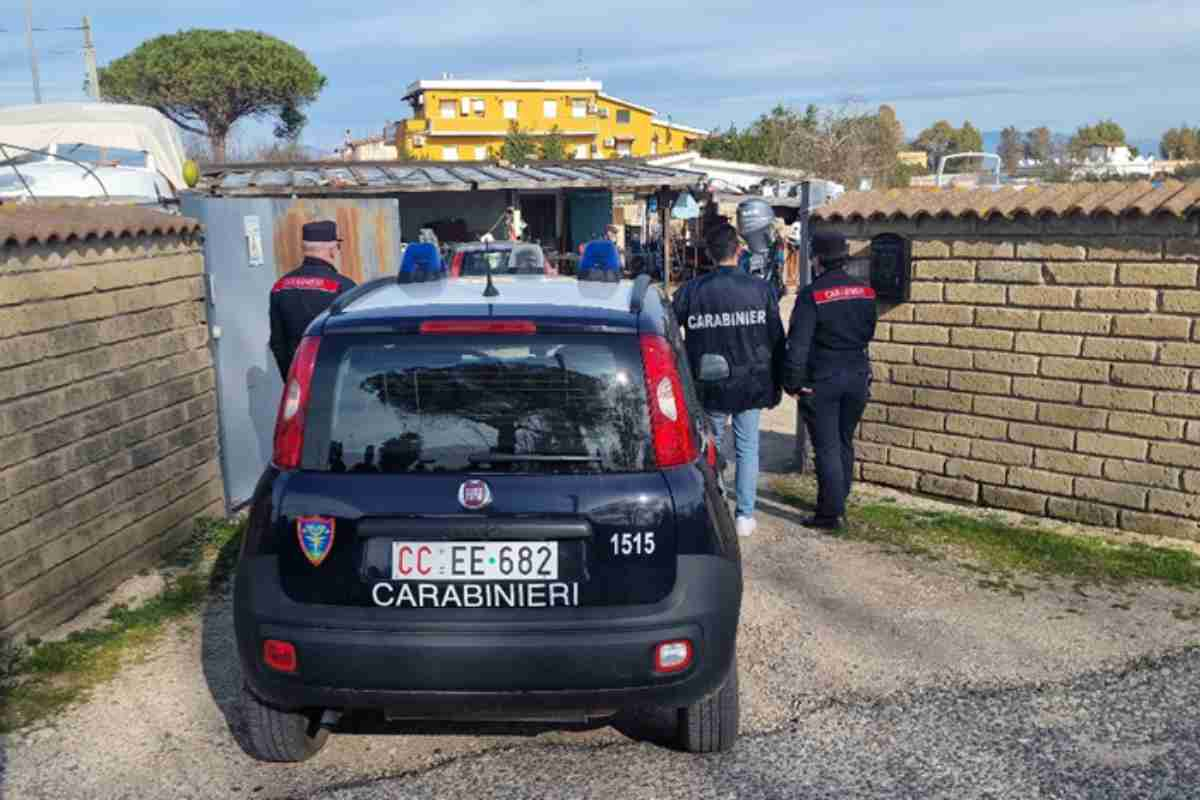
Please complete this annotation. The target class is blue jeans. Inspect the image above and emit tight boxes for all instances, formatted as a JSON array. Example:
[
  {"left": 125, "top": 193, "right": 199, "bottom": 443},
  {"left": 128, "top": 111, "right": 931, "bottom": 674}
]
[{"left": 706, "top": 408, "right": 761, "bottom": 519}]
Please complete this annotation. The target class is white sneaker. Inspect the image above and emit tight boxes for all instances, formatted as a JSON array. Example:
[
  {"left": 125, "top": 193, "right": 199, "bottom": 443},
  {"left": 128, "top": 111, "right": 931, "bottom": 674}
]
[{"left": 736, "top": 516, "right": 756, "bottom": 538}]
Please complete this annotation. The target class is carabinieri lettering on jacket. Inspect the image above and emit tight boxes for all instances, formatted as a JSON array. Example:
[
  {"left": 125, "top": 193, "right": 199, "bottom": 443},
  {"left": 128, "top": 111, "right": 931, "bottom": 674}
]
[{"left": 686, "top": 310, "right": 768, "bottom": 330}]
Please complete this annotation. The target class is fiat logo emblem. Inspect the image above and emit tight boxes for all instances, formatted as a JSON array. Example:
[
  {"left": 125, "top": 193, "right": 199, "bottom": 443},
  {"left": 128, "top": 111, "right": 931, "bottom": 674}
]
[{"left": 458, "top": 479, "right": 492, "bottom": 510}]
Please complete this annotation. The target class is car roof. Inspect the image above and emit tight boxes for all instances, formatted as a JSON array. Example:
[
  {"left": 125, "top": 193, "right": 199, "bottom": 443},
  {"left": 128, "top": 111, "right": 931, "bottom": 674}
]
[{"left": 322, "top": 275, "right": 666, "bottom": 333}]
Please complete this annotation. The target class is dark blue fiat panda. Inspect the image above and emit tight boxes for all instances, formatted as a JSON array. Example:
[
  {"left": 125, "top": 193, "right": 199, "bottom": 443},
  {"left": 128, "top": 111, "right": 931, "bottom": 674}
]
[{"left": 234, "top": 244, "right": 742, "bottom": 761}]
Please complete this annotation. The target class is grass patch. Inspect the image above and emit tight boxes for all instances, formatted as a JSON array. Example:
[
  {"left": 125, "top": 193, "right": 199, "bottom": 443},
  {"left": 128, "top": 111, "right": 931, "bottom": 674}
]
[
  {"left": 769, "top": 475, "right": 1200, "bottom": 591},
  {"left": 0, "top": 516, "right": 244, "bottom": 734}
]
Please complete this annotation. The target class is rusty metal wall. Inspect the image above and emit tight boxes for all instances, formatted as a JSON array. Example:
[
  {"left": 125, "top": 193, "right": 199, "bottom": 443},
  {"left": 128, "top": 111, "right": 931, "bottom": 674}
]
[{"left": 268, "top": 197, "right": 401, "bottom": 282}]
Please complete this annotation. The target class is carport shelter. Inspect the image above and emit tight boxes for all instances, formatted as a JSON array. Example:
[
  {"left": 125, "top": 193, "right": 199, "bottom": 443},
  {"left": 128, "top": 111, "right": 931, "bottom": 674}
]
[{"left": 180, "top": 159, "right": 703, "bottom": 511}]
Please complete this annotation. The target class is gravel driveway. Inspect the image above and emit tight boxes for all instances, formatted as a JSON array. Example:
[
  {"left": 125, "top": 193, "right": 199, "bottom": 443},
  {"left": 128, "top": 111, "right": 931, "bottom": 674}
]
[{"left": 5, "top": 403, "right": 1200, "bottom": 799}]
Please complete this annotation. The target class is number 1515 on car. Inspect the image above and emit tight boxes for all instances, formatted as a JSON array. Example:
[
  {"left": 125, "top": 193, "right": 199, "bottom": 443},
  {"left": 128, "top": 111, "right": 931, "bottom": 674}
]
[{"left": 610, "top": 532, "right": 655, "bottom": 556}]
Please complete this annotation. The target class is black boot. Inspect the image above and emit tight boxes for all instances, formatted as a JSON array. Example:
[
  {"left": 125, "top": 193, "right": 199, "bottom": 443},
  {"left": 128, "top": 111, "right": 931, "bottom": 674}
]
[{"left": 800, "top": 515, "right": 842, "bottom": 530}]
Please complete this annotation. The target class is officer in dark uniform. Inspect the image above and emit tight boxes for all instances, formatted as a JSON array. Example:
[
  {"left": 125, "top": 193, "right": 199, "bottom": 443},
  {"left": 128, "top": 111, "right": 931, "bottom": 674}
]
[
  {"left": 783, "top": 231, "right": 878, "bottom": 529},
  {"left": 269, "top": 220, "right": 357, "bottom": 378},
  {"left": 673, "top": 223, "right": 786, "bottom": 538}
]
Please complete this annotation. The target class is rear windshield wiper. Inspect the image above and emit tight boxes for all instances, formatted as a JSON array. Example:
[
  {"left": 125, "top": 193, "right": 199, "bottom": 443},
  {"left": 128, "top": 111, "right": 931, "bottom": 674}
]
[{"left": 467, "top": 453, "right": 602, "bottom": 464}]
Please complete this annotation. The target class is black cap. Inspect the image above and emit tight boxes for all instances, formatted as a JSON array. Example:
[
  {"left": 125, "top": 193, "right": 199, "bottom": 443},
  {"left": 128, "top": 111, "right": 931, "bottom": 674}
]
[
  {"left": 811, "top": 231, "right": 849, "bottom": 260},
  {"left": 302, "top": 220, "right": 340, "bottom": 243}
]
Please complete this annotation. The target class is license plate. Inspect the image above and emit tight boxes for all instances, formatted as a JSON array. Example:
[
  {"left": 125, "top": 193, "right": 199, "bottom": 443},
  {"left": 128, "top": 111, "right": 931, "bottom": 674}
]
[{"left": 390, "top": 542, "right": 559, "bottom": 581}]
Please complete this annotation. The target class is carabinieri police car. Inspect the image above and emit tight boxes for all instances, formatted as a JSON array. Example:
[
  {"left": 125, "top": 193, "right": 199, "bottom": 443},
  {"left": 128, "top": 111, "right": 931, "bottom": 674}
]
[{"left": 234, "top": 241, "right": 743, "bottom": 761}]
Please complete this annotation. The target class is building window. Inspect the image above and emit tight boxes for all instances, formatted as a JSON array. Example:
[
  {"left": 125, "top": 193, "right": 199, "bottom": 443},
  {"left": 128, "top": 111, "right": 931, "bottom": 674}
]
[
  {"left": 442, "top": 146, "right": 458, "bottom": 161},
  {"left": 616, "top": 141, "right": 632, "bottom": 157},
  {"left": 503, "top": 100, "right": 518, "bottom": 120},
  {"left": 543, "top": 100, "right": 557, "bottom": 119},
  {"left": 572, "top": 99, "right": 587, "bottom": 119},
  {"left": 575, "top": 144, "right": 589, "bottom": 160},
  {"left": 616, "top": 109, "right": 631, "bottom": 124},
  {"left": 650, "top": 139, "right": 658, "bottom": 155},
  {"left": 440, "top": 99, "right": 456, "bottom": 120},
  {"left": 475, "top": 146, "right": 488, "bottom": 161}
]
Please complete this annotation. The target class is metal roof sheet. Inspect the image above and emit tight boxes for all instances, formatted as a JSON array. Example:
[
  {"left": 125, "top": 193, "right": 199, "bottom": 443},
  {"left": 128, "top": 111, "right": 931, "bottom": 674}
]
[
  {"left": 194, "top": 160, "right": 702, "bottom": 197},
  {"left": 813, "top": 180, "right": 1200, "bottom": 222}
]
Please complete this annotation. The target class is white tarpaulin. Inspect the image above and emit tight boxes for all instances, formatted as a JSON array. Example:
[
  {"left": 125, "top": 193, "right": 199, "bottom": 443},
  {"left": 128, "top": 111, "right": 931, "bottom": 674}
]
[{"left": 0, "top": 103, "right": 187, "bottom": 189}]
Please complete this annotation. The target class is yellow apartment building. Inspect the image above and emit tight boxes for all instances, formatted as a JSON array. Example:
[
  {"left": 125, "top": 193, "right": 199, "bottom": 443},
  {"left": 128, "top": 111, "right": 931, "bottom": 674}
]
[{"left": 397, "top": 79, "right": 708, "bottom": 161}]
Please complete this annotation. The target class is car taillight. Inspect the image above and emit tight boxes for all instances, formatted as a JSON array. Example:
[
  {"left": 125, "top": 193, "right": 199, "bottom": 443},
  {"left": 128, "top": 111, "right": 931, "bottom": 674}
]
[
  {"left": 420, "top": 320, "right": 537, "bottom": 334},
  {"left": 272, "top": 336, "right": 321, "bottom": 470},
  {"left": 263, "top": 639, "right": 298, "bottom": 673},
  {"left": 639, "top": 334, "right": 698, "bottom": 468},
  {"left": 653, "top": 640, "right": 693, "bottom": 674}
]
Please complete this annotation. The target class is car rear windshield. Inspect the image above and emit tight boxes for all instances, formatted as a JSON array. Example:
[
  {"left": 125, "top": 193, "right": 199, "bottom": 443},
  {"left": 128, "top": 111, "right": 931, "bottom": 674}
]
[
  {"left": 306, "top": 333, "right": 651, "bottom": 474},
  {"left": 461, "top": 249, "right": 543, "bottom": 276}
]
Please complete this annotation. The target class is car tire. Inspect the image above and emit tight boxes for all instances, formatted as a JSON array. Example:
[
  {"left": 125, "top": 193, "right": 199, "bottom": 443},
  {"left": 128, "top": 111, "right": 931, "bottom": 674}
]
[
  {"left": 239, "top": 683, "right": 330, "bottom": 763},
  {"left": 678, "top": 662, "right": 739, "bottom": 753}
]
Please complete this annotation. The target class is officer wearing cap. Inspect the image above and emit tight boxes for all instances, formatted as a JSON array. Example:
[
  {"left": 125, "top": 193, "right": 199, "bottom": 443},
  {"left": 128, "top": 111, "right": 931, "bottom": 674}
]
[
  {"left": 673, "top": 222, "right": 786, "bottom": 538},
  {"left": 783, "top": 230, "right": 878, "bottom": 529},
  {"left": 269, "top": 220, "right": 357, "bottom": 378}
]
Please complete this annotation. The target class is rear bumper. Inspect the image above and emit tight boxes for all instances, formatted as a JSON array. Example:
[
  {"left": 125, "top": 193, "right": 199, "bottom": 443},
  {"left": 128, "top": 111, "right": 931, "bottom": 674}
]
[{"left": 235, "top": 555, "right": 741, "bottom": 715}]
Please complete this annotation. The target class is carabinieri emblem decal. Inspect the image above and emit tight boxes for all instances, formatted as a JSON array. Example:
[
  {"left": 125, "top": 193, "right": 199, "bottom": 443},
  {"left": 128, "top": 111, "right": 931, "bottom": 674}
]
[{"left": 297, "top": 516, "right": 336, "bottom": 567}]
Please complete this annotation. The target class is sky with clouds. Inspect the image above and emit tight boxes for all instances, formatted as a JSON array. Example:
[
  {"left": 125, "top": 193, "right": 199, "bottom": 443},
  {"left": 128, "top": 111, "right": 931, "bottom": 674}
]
[{"left": 2, "top": 1, "right": 1198, "bottom": 153}]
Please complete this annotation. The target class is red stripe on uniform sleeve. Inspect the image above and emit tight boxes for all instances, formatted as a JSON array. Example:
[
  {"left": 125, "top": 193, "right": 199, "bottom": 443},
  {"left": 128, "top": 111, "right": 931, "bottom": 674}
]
[
  {"left": 813, "top": 286, "right": 877, "bottom": 304},
  {"left": 271, "top": 277, "right": 343, "bottom": 293}
]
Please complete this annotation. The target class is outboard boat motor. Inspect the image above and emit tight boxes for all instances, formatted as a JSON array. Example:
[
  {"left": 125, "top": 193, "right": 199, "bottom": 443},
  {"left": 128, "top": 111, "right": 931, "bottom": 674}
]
[{"left": 736, "top": 198, "right": 775, "bottom": 278}]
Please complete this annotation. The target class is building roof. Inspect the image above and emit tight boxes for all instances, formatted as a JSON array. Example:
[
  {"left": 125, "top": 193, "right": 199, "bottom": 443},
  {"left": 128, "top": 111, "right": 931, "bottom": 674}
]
[
  {"left": 194, "top": 160, "right": 704, "bottom": 196},
  {"left": 597, "top": 92, "right": 657, "bottom": 115},
  {"left": 648, "top": 151, "right": 809, "bottom": 180},
  {"left": 0, "top": 204, "right": 201, "bottom": 247},
  {"left": 812, "top": 180, "right": 1200, "bottom": 222},
  {"left": 405, "top": 79, "right": 603, "bottom": 96},
  {"left": 424, "top": 129, "right": 596, "bottom": 138},
  {"left": 651, "top": 118, "right": 710, "bottom": 136}
]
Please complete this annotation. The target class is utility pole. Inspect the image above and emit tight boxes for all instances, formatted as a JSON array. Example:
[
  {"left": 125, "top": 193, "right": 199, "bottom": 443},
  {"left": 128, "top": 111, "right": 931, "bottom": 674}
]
[
  {"left": 82, "top": 16, "right": 100, "bottom": 101},
  {"left": 25, "top": 0, "right": 42, "bottom": 103}
]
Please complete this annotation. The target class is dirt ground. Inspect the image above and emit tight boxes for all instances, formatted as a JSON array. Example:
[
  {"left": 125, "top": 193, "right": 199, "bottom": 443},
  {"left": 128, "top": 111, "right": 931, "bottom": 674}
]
[{"left": 6, "top": 396, "right": 1200, "bottom": 800}]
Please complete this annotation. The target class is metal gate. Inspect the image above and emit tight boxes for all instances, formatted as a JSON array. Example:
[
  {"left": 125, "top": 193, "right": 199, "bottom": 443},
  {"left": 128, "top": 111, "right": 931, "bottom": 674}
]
[{"left": 180, "top": 195, "right": 402, "bottom": 511}]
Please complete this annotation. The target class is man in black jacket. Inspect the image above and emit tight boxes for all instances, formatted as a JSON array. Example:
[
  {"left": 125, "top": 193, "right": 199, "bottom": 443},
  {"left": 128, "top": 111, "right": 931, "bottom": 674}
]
[
  {"left": 783, "top": 231, "right": 878, "bottom": 528},
  {"left": 269, "top": 220, "right": 357, "bottom": 378},
  {"left": 674, "top": 223, "right": 786, "bottom": 537}
]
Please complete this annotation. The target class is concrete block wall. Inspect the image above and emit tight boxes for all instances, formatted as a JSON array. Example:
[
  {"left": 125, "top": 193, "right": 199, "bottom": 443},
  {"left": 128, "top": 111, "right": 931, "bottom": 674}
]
[
  {"left": 0, "top": 232, "right": 224, "bottom": 639},
  {"left": 817, "top": 214, "right": 1200, "bottom": 541}
]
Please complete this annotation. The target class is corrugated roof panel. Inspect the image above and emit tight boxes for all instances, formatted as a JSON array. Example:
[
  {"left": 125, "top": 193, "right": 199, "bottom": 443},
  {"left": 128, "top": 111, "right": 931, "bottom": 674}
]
[
  {"left": 195, "top": 159, "right": 701, "bottom": 195},
  {"left": 220, "top": 171, "right": 255, "bottom": 189},
  {"left": 1, "top": 206, "right": 202, "bottom": 247},
  {"left": 292, "top": 170, "right": 325, "bottom": 186},
  {"left": 321, "top": 167, "right": 362, "bottom": 186},
  {"left": 815, "top": 181, "right": 1200, "bottom": 221},
  {"left": 1158, "top": 183, "right": 1200, "bottom": 215},
  {"left": 254, "top": 170, "right": 292, "bottom": 187},
  {"left": 357, "top": 167, "right": 395, "bottom": 186},
  {"left": 1069, "top": 182, "right": 1140, "bottom": 215},
  {"left": 1092, "top": 182, "right": 1160, "bottom": 216}
]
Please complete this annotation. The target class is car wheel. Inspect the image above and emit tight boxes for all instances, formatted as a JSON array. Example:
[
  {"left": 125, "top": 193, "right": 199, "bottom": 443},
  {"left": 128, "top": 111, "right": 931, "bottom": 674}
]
[
  {"left": 678, "top": 662, "right": 739, "bottom": 753},
  {"left": 239, "top": 683, "right": 330, "bottom": 763}
]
